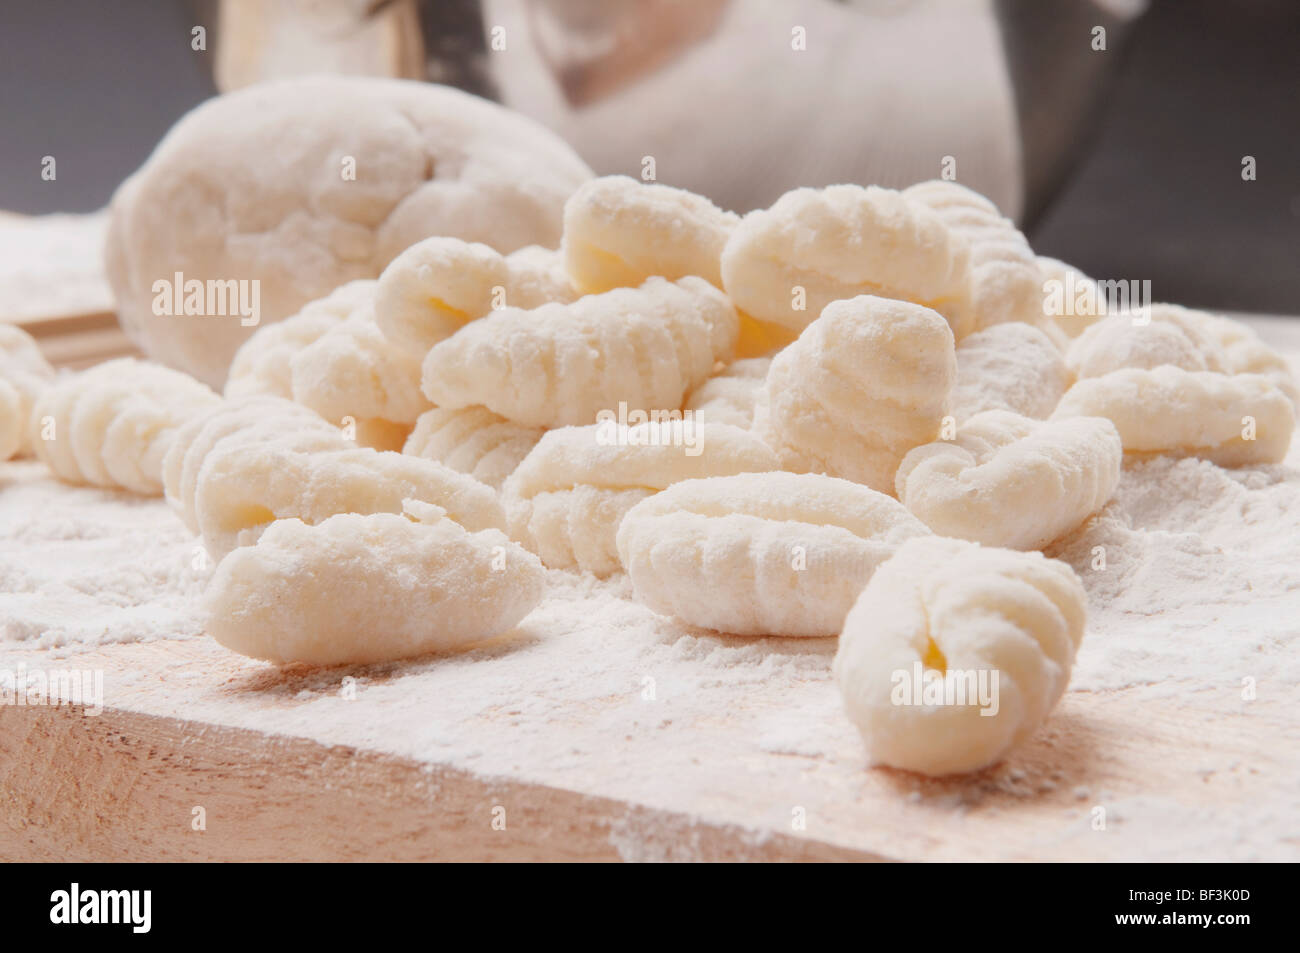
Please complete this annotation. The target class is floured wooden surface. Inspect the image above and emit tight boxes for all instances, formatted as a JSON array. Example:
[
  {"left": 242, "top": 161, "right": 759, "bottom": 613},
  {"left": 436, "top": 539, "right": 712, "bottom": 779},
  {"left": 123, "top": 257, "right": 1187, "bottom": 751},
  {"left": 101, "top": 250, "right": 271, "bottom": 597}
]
[{"left": 1, "top": 321, "right": 1299, "bottom": 862}]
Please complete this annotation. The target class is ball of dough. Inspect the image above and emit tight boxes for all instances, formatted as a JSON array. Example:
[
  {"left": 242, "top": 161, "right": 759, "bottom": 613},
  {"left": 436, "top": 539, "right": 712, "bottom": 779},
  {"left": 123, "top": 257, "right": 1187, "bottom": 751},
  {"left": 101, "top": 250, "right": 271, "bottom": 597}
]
[
  {"left": 754, "top": 295, "right": 957, "bottom": 493},
  {"left": 503, "top": 420, "right": 780, "bottom": 576},
  {"left": 952, "top": 322, "right": 1070, "bottom": 422},
  {"left": 895, "top": 410, "right": 1122, "bottom": 550},
  {"left": 617, "top": 472, "right": 931, "bottom": 637},
  {"left": 204, "top": 504, "right": 545, "bottom": 666},
  {"left": 105, "top": 76, "right": 593, "bottom": 388},
  {"left": 834, "top": 536, "right": 1087, "bottom": 776},
  {"left": 31, "top": 358, "right": 220, "bottom": 494}
]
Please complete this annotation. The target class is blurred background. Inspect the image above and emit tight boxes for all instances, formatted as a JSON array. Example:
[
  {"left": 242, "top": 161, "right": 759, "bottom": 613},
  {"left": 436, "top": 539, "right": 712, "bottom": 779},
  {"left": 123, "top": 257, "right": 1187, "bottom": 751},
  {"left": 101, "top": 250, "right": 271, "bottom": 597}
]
[{"left": 0, "top": 0, "right": 1296, "bottom": 314}]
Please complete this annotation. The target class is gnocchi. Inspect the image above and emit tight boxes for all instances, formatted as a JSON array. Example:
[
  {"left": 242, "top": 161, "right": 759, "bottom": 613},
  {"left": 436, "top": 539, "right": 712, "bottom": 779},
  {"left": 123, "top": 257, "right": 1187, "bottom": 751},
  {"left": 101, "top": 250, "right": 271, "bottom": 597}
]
[
  {"left": 403, "top": 405, "right": 543, "bottom": 490},
  {"left": 374, "top": 237, "right": 576, "bottom": 353},
  {"left": 204, "top": 501, "right": 545, "bottom": 665},
  {"left": 503, "top": 420, "right": 780, "bottom": 576},
  {"left": 562, "top": 175, "right": 738, "bottom": 293},
  {"left": 0, "top": 323, "right": 55, "bottom": 459},
  {"left": 951, "top": 322, "right": 1070, "bottom": 422},
  {"left": 31, "top": 358, "right": 220, "bottom": 494},
  {"left": 904, "top": 180, "right": 1041, "bottom": 334},
  {"left": 1065, "top": 311, "right": 1225, "bottom": 380},
  {"left": 163, "top": 396, "right": 349, "bottom": 533},
  {"left": 1052, "top": 366, "right": 1294, "bottom": 467},
  {"left": 422, "top": 276, "right": 739, "bottom": 428},
  {"left": 616, "top": 472, "right": 931, "bottom": 637},
  {"left": 754, "top": 295, "right": 957, "bottom": 494},
  {"left": 720, "top": 184, "right": 971, "bottom": 336},
  {"left": 894, "top": 410, "right": 1122, "bottom": 551},
  {"left": 833, "top": 535, "right": 1087, "bottom": 776},
  {"left": 683, "top": 357, "right": 772, "bottom": 429}
]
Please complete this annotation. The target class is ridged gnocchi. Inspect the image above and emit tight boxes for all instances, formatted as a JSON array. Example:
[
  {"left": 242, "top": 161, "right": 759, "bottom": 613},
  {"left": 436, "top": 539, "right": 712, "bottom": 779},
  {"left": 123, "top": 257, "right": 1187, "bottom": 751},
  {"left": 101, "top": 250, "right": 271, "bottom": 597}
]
[
  {"left": 895, "top": 410, "right": 1122, "bottom": 550},
  {"left": 683, "top": 357, "right": 772, "bottom": 429},
  {"left": 204, "top": 502, "right": 545, "bottom": 665},
  {"left": 31, "top": 358, "right": 220, "bottom": 494},
  {"left": 163, "top": 396, "right": 349, "bottom": 533},
  {"left": 503, "top": 420, "right": 780, "bottom": 576},
  {"left": 562, "top": 175, "right": 739, "bottom": 293},
  {"left": 374, "top": 237, "right": 576, "bottom": 353},
  {"left": 952, "top": 322, "right": 1070, "bottom": 422},
  {"left": 754, "top": 295, "right": 957, "bottom": 494},
  {"left": 904, "top": 180, "right": 1041, "bottom": 335},
  {"left": 403, "top": 405, "right": 543, "bottom": 490},
  {"left": 617, "top": 472, "right": 931, "bottom": 637},
  {"left": 1053, "top": 366, "right": 1294, "bottom": 467},
  {"left": 834, "top": 536, "right": 1087, "bottom": 776},
  {"left": 0, "top": 324, "right": 55, "bottom": 459},
  {"left": 422, "top": 276, "right": 739, "bottom": 428},
  {"left": 720, "top": 184, "right": 971, "bottom": 336}
]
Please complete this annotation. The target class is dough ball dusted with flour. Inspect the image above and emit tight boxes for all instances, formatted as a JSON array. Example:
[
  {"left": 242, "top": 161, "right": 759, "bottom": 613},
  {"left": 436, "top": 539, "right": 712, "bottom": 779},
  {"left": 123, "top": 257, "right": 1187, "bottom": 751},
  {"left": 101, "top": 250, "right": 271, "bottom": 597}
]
[
  {"left": 105, "top": 76, "right": 593, "bottom": 388},
  {"left": 1053, "top": 366, "right": 1294, "bottom": 467},
  {"left": 375, "top": 238, "right": 576, "bottom": 354},
  {"left": 503, "top": 420, "right": 780, "bottom": 577},
  {"left": 720, "top": 184, "right": 971, "bottom": 338},
  {"left": 895, "top": 411, "right": 1122, "bottom": 551},
  {"left": 403, "top": 406, "right": 543, "bottom": 490},
  {"left": 834, "top": 536, "right": 1087, "bottom": 776},
  {"left": 204, "top": 501, "right": 545, "bottom": 666},
  {"left": 562, "top": 175, "right": 739, "bottom": 293},
  {"left": 951, "top": 322, "right": 1070, "bottom": 422},
  {"left": 422, "top": 276, "right": 739, "bottom": 428},
  {"left": 0, "top": 324, "right": 55, "bottom": 459},
  {"left": 31, "top": 358, "right": 220, "bottom": 495},
  {"left": 754, "top": 295, "right": 957, "bottom": 494},
  {"left": 617, "top": 472, "right": 930, "bottom": 637}
]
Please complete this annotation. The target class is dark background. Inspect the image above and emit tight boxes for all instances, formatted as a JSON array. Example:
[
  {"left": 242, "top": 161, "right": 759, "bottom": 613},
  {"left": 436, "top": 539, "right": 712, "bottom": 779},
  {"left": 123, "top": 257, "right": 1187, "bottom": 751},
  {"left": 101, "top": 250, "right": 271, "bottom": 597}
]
[{"left": 0, "top": 0, "right": 1296, "bottom": 313}]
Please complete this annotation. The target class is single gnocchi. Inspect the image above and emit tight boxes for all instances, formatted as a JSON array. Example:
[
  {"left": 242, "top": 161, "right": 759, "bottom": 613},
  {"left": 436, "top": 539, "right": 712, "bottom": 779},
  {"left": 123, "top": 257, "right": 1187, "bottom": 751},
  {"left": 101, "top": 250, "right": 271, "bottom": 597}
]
[
  {"left": 0, "top": 323, "right": 56, "bottom": 459},
  {"left": 503, "top": 420, "right": 780, "bottom": 577},
  {"left": 952, "top": 322, "right": 1070, "bottom": 422},
  {"left": 720, "top": 184, "right": 971, "bottom": 336},
  {"left": 204, "top": 502, "right": 545, "bottom": 666},
  {"left": 163, "top": 396, "right": 350, "bottom": 533},
  {"left": 562, "top": 175, "right": 739, "bottom": 293},
  {"left": 403, "top": 405, "right": 543, "bottom": 490},
  {"left": 683, "top": 357, "right": 772, "bottom": 429},
  {"left": 617, "top": 472, "right": 931, "bottom": 637},
  {"left": 904, "top": 180, "right": 1041, "bottom": 335},
  {"left": 31, "top": 358, "right": 220, "bottom": 494},
  {"left": 895, "top": 410, "right": 1122, "bottom": 551},
  {"left": 833, "top": 535, "right": 1087, "bottom": 776},
  {"left": 374, "top": 237, "right": 576, "bottom": 354},
  {"left": 1052, "top": 366, "right": 1294, "bottom": 467},
  {"left": 422, "top": 276, "right": 739, "bottom": 428},
  {"left": 754, "top": 295, "right": 957, "bottom": 494}
]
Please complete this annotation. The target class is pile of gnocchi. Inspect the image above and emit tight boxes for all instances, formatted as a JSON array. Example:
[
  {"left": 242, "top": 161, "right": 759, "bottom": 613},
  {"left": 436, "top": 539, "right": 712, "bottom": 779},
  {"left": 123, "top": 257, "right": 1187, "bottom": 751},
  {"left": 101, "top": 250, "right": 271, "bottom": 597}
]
[{"left": 2, "top": 175, "right": 1294, "bottom": 777}]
